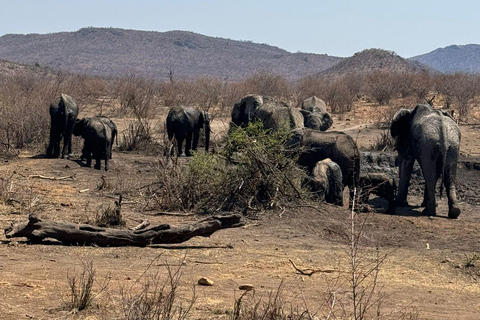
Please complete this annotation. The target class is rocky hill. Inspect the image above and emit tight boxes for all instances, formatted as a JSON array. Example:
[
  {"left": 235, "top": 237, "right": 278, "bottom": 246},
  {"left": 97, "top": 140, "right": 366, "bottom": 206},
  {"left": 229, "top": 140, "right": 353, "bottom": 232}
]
[
  {"left": 0, "top": 59, "right": 54, "bottom": 77},
  {"left": 0, "top": 28, "right": 343, "bottom": 80},
  {"left": 410, "top": 44, "right": 480, "bottom": 73},
  {"left": 320, "top": 49, "right": 430, "bottom": 77}
]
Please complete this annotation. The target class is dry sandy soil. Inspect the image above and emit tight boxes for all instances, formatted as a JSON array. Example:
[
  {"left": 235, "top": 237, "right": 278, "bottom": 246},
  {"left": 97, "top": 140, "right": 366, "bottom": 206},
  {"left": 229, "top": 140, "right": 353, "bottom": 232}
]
[{"left": 0, "top": 104, "right": 479, "bottom": 320}]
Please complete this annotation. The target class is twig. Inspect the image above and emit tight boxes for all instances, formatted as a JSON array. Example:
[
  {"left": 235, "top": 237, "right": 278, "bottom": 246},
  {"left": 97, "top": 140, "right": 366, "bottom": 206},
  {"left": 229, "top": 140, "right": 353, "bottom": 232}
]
[
  {"left": 289, "top": 259, "right": 338, "bottom": 276},
  {"left": 130, "top": 220, "right": 150, "bottom": 231},
  {"left": 28, "top": 174, "right": 76, "bottom": 181},
  {"left": 144, "top": 212, "right": 195, "bottom": 217},
  {"left": 193, "top": 260, "right": 224, "bottom": 265},
  {"left": 105, "top": 195, "right": 136, "bottom": 204}
]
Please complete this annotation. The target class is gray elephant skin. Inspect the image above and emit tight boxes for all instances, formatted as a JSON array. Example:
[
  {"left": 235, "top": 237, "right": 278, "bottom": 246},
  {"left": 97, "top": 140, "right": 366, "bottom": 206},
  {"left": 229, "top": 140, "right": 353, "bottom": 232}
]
[
  {"left": 307, "top": 158, "right": 344, "bottom": 206},
  {"left": 46, "top": 94, "right": 79, "bottom": 159},
  {"left": 288, "top": 128, "right": 360, "bottom": 203},
  {"left": 81, "top": 116, "right": 117, "bottom": 160},
  {"left": 166, "top": 106, "right": 210, "bottom": 157},
  {"left": 358, "top": 172, "right": 396, "bottom": 213},
  {"left": 391, "top": 104, "right": 461, "bottom": 218},
  {"left": 300, "top": 96, "right": 333, "bottom": 131},
  {"left": 73, "top": 117, "right": 113, "bottom": 171},
  {"left": 231, "top": 95, "right": 304, "bottom": 131}
]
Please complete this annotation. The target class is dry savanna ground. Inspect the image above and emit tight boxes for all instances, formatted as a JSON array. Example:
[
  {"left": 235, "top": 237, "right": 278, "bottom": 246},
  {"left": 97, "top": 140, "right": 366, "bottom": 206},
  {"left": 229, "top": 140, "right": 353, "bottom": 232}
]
[{"left": 0, "top": 101, "right": 480, "bottom": 320}]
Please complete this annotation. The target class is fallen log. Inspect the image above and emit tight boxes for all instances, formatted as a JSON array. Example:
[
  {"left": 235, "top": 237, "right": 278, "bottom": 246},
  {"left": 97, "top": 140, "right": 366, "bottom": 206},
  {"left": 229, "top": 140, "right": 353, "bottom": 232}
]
[{"left": 4, "top": 214, "right": 244, "bottom": 247}]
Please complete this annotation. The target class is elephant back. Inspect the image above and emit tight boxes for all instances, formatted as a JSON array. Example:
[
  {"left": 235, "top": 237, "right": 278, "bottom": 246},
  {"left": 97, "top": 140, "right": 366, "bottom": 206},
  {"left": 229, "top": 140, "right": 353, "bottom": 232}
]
[
  {"left": 300, "top": 129, "right": 360, "bottom": 189},
  {"left": 302, "top": 96, "right": 327, "bottom": 113},
  {"left": 256, "top": 97, "right": 304, "bottom": 130}
]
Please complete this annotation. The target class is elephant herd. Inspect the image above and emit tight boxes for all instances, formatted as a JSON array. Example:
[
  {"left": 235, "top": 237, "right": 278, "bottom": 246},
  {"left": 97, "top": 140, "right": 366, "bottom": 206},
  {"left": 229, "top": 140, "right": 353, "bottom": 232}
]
[
  {"left": 46, "top": 94, "right": 117, "bottom": 171},
  {"left": 46, "top": 93, "right": 462, "bottom": 219}
]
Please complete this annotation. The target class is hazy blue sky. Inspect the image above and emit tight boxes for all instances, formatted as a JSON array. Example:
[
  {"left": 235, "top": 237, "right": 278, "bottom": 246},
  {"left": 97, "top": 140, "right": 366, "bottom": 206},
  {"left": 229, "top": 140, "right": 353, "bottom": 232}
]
[{"left": 0, "top": 0, "right": 478, "bottom": 58}]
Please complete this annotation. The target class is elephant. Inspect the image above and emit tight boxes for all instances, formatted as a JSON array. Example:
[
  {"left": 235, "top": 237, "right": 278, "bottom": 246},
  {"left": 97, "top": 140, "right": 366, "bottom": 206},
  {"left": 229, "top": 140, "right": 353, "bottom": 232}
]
[
  {"left": 390, "top": 104, "right": 461, "bottom": 218},
  {"left": 81, "top": 116, "right": 117, "bottom": 160},
  {"left": 358, "top": 172, "right": 396, "bottom": 213},
  {"left": 166, "top": 106, "right": 210, "bottom": 157},
  {"left": 73, "top": 117, "right": 113, "bottom": 171},
  {"left": 231, "top": 94, "right": 304, "bottom": 131},
  {"left": 307, "top": 158, "right": 343, "bottom": 206},
  {"left": 46, "top": 94, "right": 79, "bottom": 159},
  {"left": 299, "top": 96, "right": 333, "bottom": 131},
  {"left": 287, "top": 128, "right": 360, "bottom": 204}
]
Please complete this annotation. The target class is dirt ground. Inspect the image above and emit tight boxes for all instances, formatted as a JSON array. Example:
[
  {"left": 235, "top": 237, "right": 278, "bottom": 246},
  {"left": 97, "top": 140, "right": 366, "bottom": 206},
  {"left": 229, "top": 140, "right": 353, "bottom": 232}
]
[{"left": 0, "top": 104, "right": 480, "bottom": 320}]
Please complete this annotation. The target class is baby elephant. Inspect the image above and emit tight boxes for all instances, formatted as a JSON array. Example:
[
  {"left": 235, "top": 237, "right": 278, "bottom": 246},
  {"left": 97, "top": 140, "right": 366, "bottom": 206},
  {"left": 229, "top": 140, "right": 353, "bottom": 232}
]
[
  {"left": 308, "top": 158, "right": 344, "bottom": 206},
  {"left": 73, "top": 117, "right": 113, "bottom": 171},
  {"left": 358, "top": 172, "right": 396, "bottom": 213}
]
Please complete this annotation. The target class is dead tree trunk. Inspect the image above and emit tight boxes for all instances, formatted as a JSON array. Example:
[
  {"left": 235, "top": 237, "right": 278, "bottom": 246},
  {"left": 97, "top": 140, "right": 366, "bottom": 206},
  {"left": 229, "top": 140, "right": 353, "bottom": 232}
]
[{"left": 4, "top": 214, "right": 243, "bottom": 247}]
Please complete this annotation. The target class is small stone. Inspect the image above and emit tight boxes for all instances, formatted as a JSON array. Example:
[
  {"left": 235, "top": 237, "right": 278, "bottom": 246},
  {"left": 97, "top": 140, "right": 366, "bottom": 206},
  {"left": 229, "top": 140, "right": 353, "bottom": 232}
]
[
  {"left": 198, "top": 277, "right": 214, "bottom": 286},
  {"left": 238, "top": 284, "right": 254, "bottom": 291}
]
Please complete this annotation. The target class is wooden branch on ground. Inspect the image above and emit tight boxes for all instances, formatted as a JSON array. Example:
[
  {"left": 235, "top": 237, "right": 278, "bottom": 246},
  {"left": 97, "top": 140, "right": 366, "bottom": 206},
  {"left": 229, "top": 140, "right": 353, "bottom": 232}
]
[
  {"left": 289, "top": 259, "right": 338, "bottom": 276},
  {"left": 145, "top": 212, "right": 196, "bottom": 217},
  {"left": 130, "top": 220, "right": 150, "bottom": 231},
  {"left": 28, "top": 174, "right": 76, "bottom": 181},
  {"left": 4, "top": 214, "right": 243, "bottom": 247}
]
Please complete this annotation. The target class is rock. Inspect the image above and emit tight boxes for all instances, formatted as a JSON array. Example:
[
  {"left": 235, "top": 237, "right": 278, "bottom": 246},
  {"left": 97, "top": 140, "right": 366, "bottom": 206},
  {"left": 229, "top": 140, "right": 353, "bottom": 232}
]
[
  {"left": 238, "top": 284, "right": 255, "bottom": 291},
  {"left": 198, "top": 277, "right": 214, "bottom": 286}
]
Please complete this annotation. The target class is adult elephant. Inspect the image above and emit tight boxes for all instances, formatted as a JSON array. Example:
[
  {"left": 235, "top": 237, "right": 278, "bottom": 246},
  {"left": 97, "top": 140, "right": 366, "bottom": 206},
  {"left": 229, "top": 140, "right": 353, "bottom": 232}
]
[
  {"left": 288, "top": 128, "right": 360, "bottom": 203},
  {"left": 300, "top": 96, "right": 333, "bottom": 131},
  {"left": 46, "top": 94, "right": 79, "bottom": 158},
  {"left": 231, "top": 94, "right": 304, "bottom": 131},
  {"left": 73, "top": 117, "right": 113, "bottom": 171},
  {"left": 391, "top": 104, "right": 461, "bottom": 218},
  {"left": 166, "top": 106, "right": 210, "bottom": 157}
]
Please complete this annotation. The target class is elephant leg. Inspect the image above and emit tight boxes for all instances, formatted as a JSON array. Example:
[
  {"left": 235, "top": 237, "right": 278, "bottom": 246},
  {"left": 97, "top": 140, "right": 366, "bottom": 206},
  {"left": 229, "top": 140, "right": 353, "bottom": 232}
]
[
  {"left": 46, "top": 127, "right": 56, "bottom": 158},
  {"left": 94, "top": 156, "right": 101, "bottom": 170},
  {"left": 421, "top": 164, "right": 437, "bottom": 216},
  {"left": 86, "top": 156, "right": 92, "bottom": 168},
  {"left": 54, "top": 137, "right": 62, "bottom": 158},
  {"left": 396, "top": 158, "right": 414, "bottom": 206},
  {"left": 185, "top": 133, "right": 193, "bottom": 157},
  {"left": 85, "top": 143, "right": 92, "bottom": 167},
  {"left": 62, "top": 124, "right": 74, "bottom": 159},
  {"left": 192, "top": 129, "right": 200, "bottom": 151},
  {"left": 445, "top": 165, "right": 460, "bottom": 219},
  {"left": 104, "top": 156, "right": 109, "bottom": 171},
  {"left": 177, "top": 138, "right": 184, "bottom": 156}
]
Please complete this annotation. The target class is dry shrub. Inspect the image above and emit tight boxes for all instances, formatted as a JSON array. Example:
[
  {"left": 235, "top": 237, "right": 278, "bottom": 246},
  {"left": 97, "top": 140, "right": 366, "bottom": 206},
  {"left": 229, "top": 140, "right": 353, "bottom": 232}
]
[
  {"left": 65, "top": 261, "right": 110, "bottom": 312},
  {"left": 149, "top": 121, "right": 306, "bottom": 213},
  {"left": 242, "top": 71, "right": 291, "bottom": 99},
  {"left": 121, "top": 256, "right": 195, "bottom": 320},
  {"left": 324, "top": 77, "right": 360, "bottom": 113},
  {"left": 434, "top": 73, "right": 480, "bottom": 120},
  {"left": 0, "top": 171, "right": 16, "bottom": 203},
  {"left": 94, "top": 196, "right": 125, "bottom": 227},
  {"left": 231, "top": 281, "right": 311, "bottom": 320}
]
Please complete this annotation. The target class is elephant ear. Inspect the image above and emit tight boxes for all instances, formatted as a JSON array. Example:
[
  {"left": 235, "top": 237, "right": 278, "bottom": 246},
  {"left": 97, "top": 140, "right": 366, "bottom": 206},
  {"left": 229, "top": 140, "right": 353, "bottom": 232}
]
[
  {"left": 320, "top": 112, "right": 333, "bottom": 131},
  {"left": 390, "top": 109, "right": 411, "bottom": 138},
  {"left": 390, "top": 109, "right": 412, "bottom": 152},
  {"left": 72, "top": 118, "right": 88, "bottom": 137}
]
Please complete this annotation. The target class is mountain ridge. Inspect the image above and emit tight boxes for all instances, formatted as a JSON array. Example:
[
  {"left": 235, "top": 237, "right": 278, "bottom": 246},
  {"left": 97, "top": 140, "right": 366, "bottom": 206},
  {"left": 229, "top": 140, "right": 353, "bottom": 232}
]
[
  {"left": 0, "top": 27, "right": 342, "bottom": 80},
  {"left": 0, "top": 27, "right": 478, "bottom": 79}
]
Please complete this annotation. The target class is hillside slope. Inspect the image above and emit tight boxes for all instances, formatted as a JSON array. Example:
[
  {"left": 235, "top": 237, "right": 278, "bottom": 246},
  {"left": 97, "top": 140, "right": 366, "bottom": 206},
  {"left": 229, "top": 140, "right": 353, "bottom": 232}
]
[
  {"left": 0, "top": 28, "right": 343, "bottom": 80},
  {"left": 320, "top": 48, "right": 430, "bottom": 77},
  {"left": 410, "top": 44, "right": 480, "bottom": 73}
]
